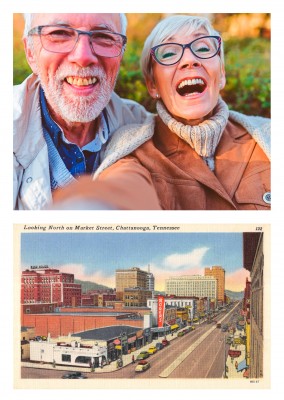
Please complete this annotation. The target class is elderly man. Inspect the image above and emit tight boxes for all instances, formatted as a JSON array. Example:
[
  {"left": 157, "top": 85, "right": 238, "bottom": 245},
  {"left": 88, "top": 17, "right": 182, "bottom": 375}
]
[{"left": 14, "top": 13, "right": 159, "bottom": 210}]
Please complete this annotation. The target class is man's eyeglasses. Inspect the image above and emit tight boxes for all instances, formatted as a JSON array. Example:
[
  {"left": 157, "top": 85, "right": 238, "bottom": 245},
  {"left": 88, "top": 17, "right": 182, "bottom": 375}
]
[
  {"left": 151, "top": 36, "right": 222, "bottom": 66},
  {"left": 28, "top": 25, "right": 127, "bottom": 58}
]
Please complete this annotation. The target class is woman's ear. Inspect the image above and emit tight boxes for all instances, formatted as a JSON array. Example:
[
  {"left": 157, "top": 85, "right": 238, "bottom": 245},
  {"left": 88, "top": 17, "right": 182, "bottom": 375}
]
[
  {"left": 219, "top": 64, "right": 226, "bottom": 90},
  {"left": 23, "top": 38, "right": 39, "bottom": 75},
  {"left": 145, "top": 76, "right": 159, "bottom": 99}
]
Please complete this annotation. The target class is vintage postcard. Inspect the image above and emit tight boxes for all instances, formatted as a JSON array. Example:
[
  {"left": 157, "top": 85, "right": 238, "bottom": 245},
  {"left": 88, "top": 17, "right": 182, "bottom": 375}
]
[{"left": 14, "top": 223, "right": 270, "bottom": 389}]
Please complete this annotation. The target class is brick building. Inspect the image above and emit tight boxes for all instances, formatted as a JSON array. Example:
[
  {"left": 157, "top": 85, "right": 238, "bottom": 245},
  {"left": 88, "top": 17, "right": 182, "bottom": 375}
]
[
  {"left": 243, "top": 232, "right": 264, "bottom": 379},
  {"left": 21, "top": 268, "right": 81, "bottom": 307},
  {"left": 81, "top": 290, "right": 116, "bottom": 306}
]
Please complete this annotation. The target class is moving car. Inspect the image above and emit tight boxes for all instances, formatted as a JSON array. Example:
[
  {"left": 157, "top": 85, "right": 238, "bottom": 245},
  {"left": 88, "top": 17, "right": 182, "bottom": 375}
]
[
  {"left": 147, "top": 346, "right": 157, "bottom": 354},
  {"left": 135, "top": 360, "right": 150, "bottom": 372},
  {"left": 61, "top": 372, "right": 87, "bottom": 379},
  {"left": 136, "top": 351, "right": 150, "bottom": 360}
]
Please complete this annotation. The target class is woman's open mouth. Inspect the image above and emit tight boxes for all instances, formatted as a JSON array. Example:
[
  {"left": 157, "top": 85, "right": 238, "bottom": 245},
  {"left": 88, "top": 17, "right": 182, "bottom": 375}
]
[{"left": 176, "top": 78, "right": 207, "bottom": 96}]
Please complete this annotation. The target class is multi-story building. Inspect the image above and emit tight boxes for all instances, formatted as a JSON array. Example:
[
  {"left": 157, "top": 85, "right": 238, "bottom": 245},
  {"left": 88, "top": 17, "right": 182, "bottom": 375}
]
[
  {"left": 243, "top": 232, "right": 264, "bottom": 379},
  {"left": 204, "top": 266, "right": 225, "bottom": 305},
  {"left": 81, "top": 290, "right": 116, "bottom": 306},
  {"left": 21, "top": 268, "right": 81, "bottom": 307},
  {"left": 115, "top": 267, "right": 149, "bottom": 300},
  {"left": 123, "top": 287, "right": 152, "bottom": 307},
  {"left": 146, "top": 269, "right": 155, "bottom": 294},
  {"left": 165, "top": 275, "right": 217, "bottom": 300}
]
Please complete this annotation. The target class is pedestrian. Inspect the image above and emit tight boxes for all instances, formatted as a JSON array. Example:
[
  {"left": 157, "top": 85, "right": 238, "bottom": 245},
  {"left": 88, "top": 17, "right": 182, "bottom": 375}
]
[
  {"left": 235, "top": 361, "right": 238, "bottom": 369},
  {"left": 132, "top": 354, "right": 135, "bottom": 364}
]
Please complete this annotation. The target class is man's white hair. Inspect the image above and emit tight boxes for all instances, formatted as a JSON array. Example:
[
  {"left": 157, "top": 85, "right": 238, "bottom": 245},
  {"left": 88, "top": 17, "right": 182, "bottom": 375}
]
[
  {"left": 23, "top": 13, "right": 127, "bottom": 37},
  {"left": 141, "top": 14, "right": 224, "bottom": 84}
]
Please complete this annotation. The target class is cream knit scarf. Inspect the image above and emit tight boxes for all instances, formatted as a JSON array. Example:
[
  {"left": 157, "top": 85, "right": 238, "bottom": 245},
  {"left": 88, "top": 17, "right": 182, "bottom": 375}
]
[{"left": 156, "top": 97, "right": 229, "bottom": 171}]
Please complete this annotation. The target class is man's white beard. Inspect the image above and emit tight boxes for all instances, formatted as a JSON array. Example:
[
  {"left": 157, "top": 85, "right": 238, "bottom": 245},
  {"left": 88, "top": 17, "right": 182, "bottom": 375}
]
[{"left": 38, "top": 64, "right": 117, "bottom": 123}]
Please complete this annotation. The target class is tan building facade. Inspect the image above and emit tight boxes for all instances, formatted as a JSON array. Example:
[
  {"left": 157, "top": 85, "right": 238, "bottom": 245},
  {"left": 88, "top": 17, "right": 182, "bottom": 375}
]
[
  {"left": 204, "top": 266, "right": 225, "bottom": 304},
  {"left": 123, "top": 287, "right": 153, "bottom": 307},
  {"left": 116, "top": 267, "right": 149, "bottom": 300}
]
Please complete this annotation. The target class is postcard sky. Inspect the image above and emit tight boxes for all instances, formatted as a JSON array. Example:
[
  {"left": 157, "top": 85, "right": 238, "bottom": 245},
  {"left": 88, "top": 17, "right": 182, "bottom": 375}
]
[{"left": 21, "top": 232, "right": 250, "bottom": 292}]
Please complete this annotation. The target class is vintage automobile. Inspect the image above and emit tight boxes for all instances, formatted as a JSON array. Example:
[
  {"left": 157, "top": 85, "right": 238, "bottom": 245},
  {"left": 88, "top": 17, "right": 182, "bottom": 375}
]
[
  {"left": 147, "top": 346, "right": 157, "bottom": 354},
  {"left": 136, "top": 351, "right": 150, "bottom": 360},
  {"left": 135, "top": 360, "right": 150, "bottom": 372},
  {"left": 61, "top": 372, "right": 87, "bottom": 379},
  {"left": 162, "top": 339, "right": 170, "bottom": 347},
  {"left": 155, "top": 342, "right": 164, "bottom": 350}
]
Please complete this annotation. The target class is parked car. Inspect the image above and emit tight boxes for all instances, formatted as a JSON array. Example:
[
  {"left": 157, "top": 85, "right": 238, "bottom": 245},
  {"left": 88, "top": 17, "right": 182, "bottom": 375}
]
[
  {"left": 136, "top": 351, "right": 150, "bottom": 360},
  {"left": 135, "top": 360, "right": 150, "bottom": 372},
  {"left": 162, "top": 339, "right": 170, "bottom": 347},
  {"left": 147, "top": 346, "right": 157, "bottom": 354},
  {"left": 155, "top": 342, "right": 164, "bottom": 350},
  {"left": 61, "top": 372, "right": 87, "bottom": 379},
  {"left": 177, "top": 331, "right": 185, "bottom": 337}
]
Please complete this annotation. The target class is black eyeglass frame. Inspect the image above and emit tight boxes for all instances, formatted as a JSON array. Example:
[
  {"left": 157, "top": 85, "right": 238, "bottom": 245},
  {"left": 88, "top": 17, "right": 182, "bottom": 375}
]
[
  {"left": 150, "top": 35, "right": 222, "bottom": 66},
  {"left": 27, "top": 25, "right": 127, "bottom": 58}
]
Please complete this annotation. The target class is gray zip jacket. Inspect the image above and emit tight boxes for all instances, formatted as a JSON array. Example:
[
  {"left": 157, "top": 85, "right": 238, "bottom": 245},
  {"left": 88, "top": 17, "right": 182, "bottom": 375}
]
[{"left": 13, "top": 74, "right": 150, "bottom": 210}]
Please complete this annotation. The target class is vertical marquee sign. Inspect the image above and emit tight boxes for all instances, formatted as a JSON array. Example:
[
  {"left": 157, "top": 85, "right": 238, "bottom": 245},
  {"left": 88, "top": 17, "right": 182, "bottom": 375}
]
[{"left": 157, "top": 295, "right": 165, "bottom": 328}]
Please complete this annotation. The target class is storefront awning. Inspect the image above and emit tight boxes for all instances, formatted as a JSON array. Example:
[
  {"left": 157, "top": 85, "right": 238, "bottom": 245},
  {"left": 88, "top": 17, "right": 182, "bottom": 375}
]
[
  {"left": 171, "top": 324, "right": 179, "bottom": 330},
  {"left": 237, "top": 359, "right": 248, "bottom": 372}
]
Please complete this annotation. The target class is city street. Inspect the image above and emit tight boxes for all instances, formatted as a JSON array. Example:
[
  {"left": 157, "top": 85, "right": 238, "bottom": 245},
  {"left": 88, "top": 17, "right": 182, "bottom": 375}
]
[{"left": 22, "top": 303, "right": 241, "bottom": 380}]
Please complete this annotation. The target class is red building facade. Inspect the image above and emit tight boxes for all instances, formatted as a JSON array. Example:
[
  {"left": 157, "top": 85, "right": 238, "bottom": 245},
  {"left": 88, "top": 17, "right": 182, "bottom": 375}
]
[{"left": 21, "top": 268, "right": 81, "bottom": 307}]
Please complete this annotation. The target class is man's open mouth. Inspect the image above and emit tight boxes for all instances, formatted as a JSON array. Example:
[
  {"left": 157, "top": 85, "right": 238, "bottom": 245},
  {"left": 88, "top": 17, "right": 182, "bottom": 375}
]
[
  {"left": 65, "top": 76, "right": 98, "bottom": 86},
  {"left": 176, "top": 78, "right": 206, "bottom": 96}
]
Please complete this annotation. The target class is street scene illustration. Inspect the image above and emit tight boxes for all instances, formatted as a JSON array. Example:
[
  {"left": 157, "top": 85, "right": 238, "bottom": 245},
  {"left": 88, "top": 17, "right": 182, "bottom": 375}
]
[{"left": 18, "top": 226, "right": 265, "bottom": 382}]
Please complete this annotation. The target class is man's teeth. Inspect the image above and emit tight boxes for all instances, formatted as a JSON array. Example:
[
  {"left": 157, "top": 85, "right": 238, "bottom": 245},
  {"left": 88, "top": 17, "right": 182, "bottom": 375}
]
[
  {"left": 178, "top": 78, "right": 205, "bottom": 89},
  {"left": 66, "top": 77, "right": 97, "bottom": 86}
]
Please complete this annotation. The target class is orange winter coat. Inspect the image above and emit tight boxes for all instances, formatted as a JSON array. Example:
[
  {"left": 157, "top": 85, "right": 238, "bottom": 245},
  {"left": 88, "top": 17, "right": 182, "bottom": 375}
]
[{"left": 95, "top": 115, "right": 270, "bottom": 210}]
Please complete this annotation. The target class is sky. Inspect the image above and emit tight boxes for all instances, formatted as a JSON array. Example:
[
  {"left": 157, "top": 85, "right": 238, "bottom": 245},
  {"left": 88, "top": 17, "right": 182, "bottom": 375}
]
[{"left": 20, "top": 231, "right": 250, "bottom": 292}]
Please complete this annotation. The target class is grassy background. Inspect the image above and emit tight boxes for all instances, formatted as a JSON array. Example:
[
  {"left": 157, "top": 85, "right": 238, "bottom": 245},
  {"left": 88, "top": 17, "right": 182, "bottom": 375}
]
[{"left": 14, "top": 13, "right": 270, "bottom": 118}]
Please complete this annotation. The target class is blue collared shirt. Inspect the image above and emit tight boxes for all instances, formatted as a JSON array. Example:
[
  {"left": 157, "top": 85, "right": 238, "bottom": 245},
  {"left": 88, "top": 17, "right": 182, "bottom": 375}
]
[{"left": 40, "top": 87, "right": 109, "bottom": 177}]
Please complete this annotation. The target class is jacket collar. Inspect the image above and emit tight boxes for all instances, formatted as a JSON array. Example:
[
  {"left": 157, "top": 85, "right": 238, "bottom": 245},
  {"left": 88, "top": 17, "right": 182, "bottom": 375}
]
[{"left": 153, "top": 116, "right": 257, "bottom": 206}]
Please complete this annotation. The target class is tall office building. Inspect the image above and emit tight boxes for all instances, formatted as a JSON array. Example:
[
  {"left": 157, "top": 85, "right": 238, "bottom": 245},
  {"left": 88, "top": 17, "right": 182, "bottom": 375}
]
[
  {"left": 204, "top": 266, "right": 225, "bottom": 304},
  {"left": 115, "top": 267, "right": 149, "bottom": 300},
  {"left": 146, "top": 265, "right": 155, "bottom": 293},
  {"left": 165, "top": 275, "right": 217, "bottom": 299}
]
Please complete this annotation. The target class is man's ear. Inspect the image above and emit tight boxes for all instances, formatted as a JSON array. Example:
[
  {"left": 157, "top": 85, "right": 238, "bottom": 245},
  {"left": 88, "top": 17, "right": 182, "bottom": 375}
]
[
  {"left": 145, "top": 76, "right": 158, "bottom": 99},
  {"left": 23, "top": 37, "right": 38, "bottom": 74}
]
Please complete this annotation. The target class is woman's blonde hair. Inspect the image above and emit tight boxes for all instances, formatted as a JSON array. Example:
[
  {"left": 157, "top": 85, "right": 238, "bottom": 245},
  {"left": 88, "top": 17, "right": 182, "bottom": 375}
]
[{"left": 141, "top": 14, "right": 224, "bottom": 83}]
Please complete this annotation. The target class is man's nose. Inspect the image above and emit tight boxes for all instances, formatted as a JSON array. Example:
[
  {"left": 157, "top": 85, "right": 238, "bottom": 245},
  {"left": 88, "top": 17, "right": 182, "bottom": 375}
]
[
  {"left": 179, "top": 47, "right": 201, "bottom": 69},
  {"left": 67, "top": 33, "right": 98, "bottom": 67}
]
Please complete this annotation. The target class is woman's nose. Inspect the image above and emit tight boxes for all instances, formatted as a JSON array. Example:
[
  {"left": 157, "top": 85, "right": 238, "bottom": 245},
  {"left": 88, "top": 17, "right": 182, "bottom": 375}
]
[
  {"left": 67, "top": 34, "right": 98, "bottom": 67},
  {"left": 179, "top": 47, "right": 202, "bottom": 69}
]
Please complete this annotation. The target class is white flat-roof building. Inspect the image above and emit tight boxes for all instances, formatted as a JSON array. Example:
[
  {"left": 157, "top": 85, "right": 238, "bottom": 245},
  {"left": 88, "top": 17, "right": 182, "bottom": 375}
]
[{"left": 165, "top": 275, "right": 217, "bottom": 299}]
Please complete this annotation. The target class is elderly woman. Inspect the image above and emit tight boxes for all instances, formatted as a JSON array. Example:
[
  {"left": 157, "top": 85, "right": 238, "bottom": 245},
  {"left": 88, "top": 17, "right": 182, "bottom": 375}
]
[{"left": 54, "top": 15, "right": 270, "bottom": 210}]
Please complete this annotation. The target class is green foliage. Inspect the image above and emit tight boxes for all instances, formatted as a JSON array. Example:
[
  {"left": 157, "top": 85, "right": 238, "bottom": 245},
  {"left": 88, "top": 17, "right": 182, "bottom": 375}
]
[
  {"left": 13, "top": 47, "right": 32, "bottom": 85},
  {"left": 222, "top": 38, "right": 270, "bottom": 117}
]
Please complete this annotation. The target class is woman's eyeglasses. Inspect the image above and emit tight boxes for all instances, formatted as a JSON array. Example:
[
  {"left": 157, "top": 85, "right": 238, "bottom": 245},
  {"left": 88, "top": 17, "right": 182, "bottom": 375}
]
[{"left": 151, "top": 36, "right": 222, "bottom": 66}]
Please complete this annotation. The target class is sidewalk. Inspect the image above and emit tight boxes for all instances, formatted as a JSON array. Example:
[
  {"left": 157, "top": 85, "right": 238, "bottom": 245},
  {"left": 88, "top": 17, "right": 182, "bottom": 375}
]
[
  {"left": 225, "top": 328, "right": 248, "bottom": 379},
  {"left": 97, "top": 330, "right": 180, "bottom": 373}
]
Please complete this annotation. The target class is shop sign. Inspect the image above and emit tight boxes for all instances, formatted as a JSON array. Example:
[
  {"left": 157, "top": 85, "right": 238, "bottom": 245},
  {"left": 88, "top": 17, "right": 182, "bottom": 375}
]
[{"left": 158, "top": 295, "right": 165, "bottom": 328}]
